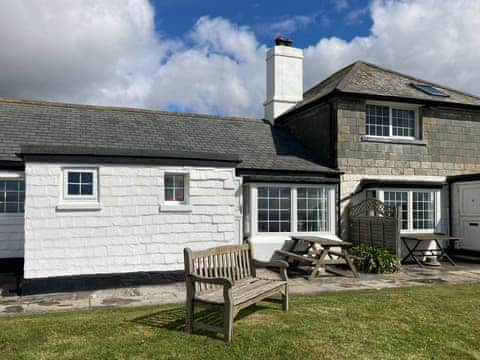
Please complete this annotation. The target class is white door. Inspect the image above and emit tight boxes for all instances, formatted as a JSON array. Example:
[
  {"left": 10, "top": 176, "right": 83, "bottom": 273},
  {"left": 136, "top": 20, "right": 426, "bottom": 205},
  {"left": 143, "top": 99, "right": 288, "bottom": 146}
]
[
  {"left": 462, "top": 220, "right": 480, "bottom": 251},
  {"left": 459, "top": 182, "right": 480, "bottom": 251}
]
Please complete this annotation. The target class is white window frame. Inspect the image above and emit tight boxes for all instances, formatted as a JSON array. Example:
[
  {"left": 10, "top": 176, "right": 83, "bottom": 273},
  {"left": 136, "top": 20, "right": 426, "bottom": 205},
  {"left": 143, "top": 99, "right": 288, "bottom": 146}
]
[
  {"left": 159, "top": 172, "right": 192, "bottom": 212},
  {"left": 365, "top": 101, "right": 420, "bottom": 140},
  {"left": 249, "top": 183, "right": 336, "bottom": 237},
  {"left": 62, "top": 168, "right": 99, "bottom": 202},
  {"left": 163, "top": 173, "right": 189, "bottom": 205},
  {"left": 0, "top": 172, "right": 25, "bottom": 217},
  {"left": 372, "top": 188, "right": 442, "bottom": 233}
]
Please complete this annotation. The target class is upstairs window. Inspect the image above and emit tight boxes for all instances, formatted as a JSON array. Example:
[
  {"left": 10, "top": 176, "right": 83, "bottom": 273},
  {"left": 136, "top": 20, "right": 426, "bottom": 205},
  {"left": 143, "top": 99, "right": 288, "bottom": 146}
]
[
  {"left": 366, "top": 103, "right": 418, "bottom": 138},
  {"left": 0, "top": 179, "right": 25, "bottom": 214}
]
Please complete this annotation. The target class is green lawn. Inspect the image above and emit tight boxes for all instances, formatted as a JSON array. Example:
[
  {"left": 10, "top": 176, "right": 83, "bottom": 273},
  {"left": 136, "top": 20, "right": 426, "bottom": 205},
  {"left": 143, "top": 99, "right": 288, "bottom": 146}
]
[{"left": 1, "top": 284, "right": 479, "bottom": 359}]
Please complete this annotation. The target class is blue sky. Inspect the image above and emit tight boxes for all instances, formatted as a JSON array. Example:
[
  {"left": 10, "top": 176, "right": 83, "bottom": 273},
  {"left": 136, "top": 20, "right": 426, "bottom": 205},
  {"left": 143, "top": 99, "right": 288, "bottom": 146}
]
[
  {"left": 151, "top": 0, "right": 372, "bottom": 47},
  {"left": 0, "top": 1, "right": 479, "bottom": 118}
]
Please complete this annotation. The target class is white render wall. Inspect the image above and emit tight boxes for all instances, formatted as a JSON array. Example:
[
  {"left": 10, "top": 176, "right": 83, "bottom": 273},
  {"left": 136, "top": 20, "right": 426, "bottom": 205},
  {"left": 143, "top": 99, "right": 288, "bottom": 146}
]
[
  {"left": 0, "top": 171, "right": 24, "bottom": 258},
  {"left": 24, "top": 162, "right": 241, "bottom": 279}
]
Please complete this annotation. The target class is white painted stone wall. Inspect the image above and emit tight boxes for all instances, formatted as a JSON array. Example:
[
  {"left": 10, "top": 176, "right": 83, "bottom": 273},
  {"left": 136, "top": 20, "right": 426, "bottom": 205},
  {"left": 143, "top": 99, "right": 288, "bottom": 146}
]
[
  {"left": 24, "top": 162, "right": 242, "bottom": 279},
  {"left": 0, "top": 171, "right": 24, "bottom": 258}
]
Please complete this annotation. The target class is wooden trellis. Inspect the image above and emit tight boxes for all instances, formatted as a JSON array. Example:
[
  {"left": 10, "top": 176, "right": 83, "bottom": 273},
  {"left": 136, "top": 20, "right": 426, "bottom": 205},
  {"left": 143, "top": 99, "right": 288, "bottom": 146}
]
[{"left": 347, "top": 199, "right": 401, "bottom": 257}]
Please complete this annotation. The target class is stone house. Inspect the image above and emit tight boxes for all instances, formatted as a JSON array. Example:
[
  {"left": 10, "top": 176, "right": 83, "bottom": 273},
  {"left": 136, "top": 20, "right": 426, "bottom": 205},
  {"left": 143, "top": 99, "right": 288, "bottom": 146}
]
[{"left": 1, "top": 38, "right": 480, "bottom": 294}]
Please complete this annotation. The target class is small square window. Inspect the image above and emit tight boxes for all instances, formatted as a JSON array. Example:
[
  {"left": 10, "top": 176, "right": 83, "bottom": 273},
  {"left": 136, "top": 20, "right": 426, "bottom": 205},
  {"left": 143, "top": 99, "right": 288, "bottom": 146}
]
[
  {"left": 0, "top": 179, "right": 24, "bottom": 214},
  {"left": 63, "top": 169, "right": 98, "bottom": 201},
  {"left": 165, "top": 174, "right": 187, "bottom": 203}
]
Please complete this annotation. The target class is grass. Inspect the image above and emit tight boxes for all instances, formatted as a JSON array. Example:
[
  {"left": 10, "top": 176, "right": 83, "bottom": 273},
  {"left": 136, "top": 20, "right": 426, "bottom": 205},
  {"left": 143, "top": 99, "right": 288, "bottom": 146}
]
[{"left": 1, "top": 284, "right": 479, "bottom": 359}]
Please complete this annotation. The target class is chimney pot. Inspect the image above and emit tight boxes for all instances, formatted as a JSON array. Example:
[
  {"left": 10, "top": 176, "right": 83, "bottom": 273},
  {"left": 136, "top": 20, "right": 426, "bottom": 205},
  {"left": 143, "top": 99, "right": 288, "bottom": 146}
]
[{"left": 275, "top": 36, "right": 293, "bottom": 47}]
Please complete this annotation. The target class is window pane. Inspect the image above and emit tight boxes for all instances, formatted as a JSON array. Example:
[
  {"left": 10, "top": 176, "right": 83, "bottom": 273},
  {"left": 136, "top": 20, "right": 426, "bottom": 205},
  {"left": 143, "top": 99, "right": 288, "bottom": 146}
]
[
  {"left": 81, "top": 184, "right": 93, "bottom": 195},
  {"left": 0, "top": 179, "right": 24, "bottom": 214},
  {"left": 174, "top": 175, "right": 184, "bottom": 187},
  {"left": 175, "top": 189, "right": 185, "bottom": 202},
  {"left": 165, "top": 188, "right": 174, "bottom": 201},
  {"left": 5, "top": 192, "right": 18, "bottom": 202},
  {"left": 413, "top": 192, "right": 435, "bottom": 230},
  {"left": 366, "top": 104, "right": 390, "bottom": 136},
  {"left": 257, "top": 187, "right": 291, "bottom": 233},
  {"left": 68, "top": 172, "right": 81, "bottom": 183},
  {"left": 165, "top": 175, "right": 174, "bottom": 187},
  {"left": 392, "top": 108, "right": 415, "bottom": 137},
  {"left": 68, "top": 184, "right": 80, "bottom": 195},
  {"left": 384, "top": 191, "right": 409, "bottom": 230},
  {"left": 81, "top": 172, "right": 93, "bottom": 184},
  {"left": 297, "top": 187, "right": 329, "bottom": 232},
  {"left": 5, "top": 203, "right": 18, "bottom": 213},
  {"left": 5, "top": 181, "right": 18, "bottom": 191}
]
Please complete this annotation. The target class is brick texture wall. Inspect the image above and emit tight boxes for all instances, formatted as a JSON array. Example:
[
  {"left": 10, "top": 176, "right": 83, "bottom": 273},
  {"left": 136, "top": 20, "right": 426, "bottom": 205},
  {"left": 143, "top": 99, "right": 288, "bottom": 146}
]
[{"left": 24, "top": 163, "right": 241, "bottom": 279}]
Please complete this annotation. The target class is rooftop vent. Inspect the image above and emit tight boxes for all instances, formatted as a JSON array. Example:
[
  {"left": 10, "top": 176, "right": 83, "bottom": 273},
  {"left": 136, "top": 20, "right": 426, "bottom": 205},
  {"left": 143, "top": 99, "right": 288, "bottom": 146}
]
[
  {"left": 275, "top": 36, "right": 293, "bottom": 47},
  {"left": 412, "top": 83, "right": 450, "bottom": 97}
]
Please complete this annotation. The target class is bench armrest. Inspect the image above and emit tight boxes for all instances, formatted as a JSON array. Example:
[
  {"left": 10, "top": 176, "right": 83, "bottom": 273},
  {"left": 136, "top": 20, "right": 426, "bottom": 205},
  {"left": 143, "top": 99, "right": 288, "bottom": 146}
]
[{"left": 254, "top": 259, "right": 288, "bottom": 281}]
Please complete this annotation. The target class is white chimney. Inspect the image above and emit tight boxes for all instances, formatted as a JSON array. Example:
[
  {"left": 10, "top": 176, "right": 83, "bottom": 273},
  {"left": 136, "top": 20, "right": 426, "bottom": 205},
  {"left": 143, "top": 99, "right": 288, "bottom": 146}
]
[{"left": 264, "top": 37, "right": 303, "bottom": 124}]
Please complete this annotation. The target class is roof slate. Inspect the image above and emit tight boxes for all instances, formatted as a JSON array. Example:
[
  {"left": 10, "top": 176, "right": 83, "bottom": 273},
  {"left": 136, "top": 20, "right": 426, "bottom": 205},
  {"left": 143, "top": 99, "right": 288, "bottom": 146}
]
[
  {"left": 291, "top": 61, "right": 480, "bottom": 113},
  {"left": 0, "top": 98, "right": 336, "bottom": 174}
]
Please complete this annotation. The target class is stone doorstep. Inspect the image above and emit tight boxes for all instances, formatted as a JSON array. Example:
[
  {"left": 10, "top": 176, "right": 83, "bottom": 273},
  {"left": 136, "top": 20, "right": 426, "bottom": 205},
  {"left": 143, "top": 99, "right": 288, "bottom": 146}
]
[{"left": 1, "top": 263, "right": 480, "bottom": 317}]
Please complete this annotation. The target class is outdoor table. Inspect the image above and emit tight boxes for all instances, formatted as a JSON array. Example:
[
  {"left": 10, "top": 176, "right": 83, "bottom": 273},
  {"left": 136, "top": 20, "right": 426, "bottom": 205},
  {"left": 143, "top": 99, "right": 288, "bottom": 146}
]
[
  {"left": 400, "top": 233, "right": 461, "bottom": 266},
  {"left": 275, "top": 236, "right": 359, "bottom": 279}
]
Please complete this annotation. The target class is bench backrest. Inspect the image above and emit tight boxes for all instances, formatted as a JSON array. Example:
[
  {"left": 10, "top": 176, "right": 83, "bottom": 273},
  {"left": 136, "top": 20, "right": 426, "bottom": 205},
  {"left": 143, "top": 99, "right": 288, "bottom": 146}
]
[{"left": 184, "top": 243, "right": 255, "bottom": 292}]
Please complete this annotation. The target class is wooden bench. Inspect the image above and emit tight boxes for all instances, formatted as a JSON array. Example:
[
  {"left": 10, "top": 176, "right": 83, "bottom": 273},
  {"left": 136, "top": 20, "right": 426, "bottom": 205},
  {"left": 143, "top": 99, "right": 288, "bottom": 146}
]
[{"left": 184, "top": 243, "right": 288, "bottom": 342}]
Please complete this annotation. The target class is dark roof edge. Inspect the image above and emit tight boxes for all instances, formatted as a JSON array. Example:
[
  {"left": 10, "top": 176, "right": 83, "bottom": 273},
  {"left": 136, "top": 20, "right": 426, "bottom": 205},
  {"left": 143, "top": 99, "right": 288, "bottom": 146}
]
[
  {"left": 361, "top": 179, "right": 446, "bottom": 189},
  {"left": 447, "top": 173, "right": 480, "bottom": 184},
  {"left": 19, "top": 145, "right": 242, "bottom": 163},
  {"left": 236, "top": 168, "right": 341, "bottom": 177},
  {"left": 0, "top": 160, "right": 25, "bottom": 171}
]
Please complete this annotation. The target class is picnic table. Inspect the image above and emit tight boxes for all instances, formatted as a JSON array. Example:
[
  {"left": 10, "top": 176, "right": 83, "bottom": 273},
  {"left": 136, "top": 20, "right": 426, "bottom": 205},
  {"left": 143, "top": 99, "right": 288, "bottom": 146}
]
[
  {"left": 400, "top": 233, "right": 461, "bottom": 266},
  {"left": 275, "top": 236, "right": 359, "bottom": 279}
]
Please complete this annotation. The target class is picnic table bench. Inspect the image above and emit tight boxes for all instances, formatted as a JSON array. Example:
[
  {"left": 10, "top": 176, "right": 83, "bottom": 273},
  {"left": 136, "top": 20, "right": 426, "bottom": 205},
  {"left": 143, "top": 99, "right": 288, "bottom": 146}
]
[
  {"left": 184, "top": 242, "right": 288, "bottom": 342},
  {"left": 276, "top": 236, "right": 359, "bottom": 279}
]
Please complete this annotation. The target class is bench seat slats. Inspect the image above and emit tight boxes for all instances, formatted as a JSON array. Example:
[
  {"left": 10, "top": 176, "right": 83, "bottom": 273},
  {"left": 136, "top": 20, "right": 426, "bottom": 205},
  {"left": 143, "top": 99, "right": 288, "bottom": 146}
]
[{"left": 195, "top": 278, "right": 286, "bottom": 305}]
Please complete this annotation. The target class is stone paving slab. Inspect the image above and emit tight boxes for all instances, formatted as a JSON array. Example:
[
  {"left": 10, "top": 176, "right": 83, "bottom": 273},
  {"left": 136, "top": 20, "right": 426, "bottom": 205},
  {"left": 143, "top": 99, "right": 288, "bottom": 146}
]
[{"left": 1, "top": 262, "right": 480, "bottom": 317}]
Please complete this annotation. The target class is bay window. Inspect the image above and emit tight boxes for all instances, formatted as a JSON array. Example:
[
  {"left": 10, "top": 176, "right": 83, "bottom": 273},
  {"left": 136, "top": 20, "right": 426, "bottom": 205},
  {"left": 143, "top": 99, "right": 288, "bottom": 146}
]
[
  {"left": 370, "top": 189, "right": 440, "bottom": 232},
  {"left": 251, "top": 184, "right": 335, "bottom": 235}
]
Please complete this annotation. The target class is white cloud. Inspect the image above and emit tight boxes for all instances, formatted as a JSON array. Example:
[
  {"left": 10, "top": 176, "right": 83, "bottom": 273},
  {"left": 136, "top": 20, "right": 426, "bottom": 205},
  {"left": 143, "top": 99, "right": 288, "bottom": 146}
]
[
  {"left": 1, "top": 0, "right": 480, "bottom": 119},
  {"left": 304, "top": 0, "right": 480, "bottom": 96},
  {"left": 0, "top": 0, "right": 168, "bottom": 106}
]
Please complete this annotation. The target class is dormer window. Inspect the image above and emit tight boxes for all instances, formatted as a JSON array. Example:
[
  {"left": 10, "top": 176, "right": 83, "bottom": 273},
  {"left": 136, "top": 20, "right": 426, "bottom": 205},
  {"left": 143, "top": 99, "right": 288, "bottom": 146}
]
[{"left": 365, "top": 102, "right": 419, "bottom": 139}]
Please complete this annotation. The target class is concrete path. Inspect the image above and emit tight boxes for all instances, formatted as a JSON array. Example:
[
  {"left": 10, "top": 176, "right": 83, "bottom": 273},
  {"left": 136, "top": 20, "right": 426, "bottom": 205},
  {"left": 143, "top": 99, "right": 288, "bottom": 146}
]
[{"left": 1, "top": 262, "right": 480, "bottom": 317}]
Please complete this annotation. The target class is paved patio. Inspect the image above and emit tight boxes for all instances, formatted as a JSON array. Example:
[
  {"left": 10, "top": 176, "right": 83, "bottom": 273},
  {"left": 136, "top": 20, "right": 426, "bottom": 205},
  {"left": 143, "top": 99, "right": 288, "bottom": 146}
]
[{"left": 1, "top": 261, "right": 480, "bottom": 317}]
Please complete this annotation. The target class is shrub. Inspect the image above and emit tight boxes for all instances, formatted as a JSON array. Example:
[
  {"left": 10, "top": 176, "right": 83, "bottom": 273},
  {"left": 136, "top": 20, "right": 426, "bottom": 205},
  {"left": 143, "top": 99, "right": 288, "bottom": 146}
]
[{"left": 351, "top": 245, "right": 400, "bottom": 274}]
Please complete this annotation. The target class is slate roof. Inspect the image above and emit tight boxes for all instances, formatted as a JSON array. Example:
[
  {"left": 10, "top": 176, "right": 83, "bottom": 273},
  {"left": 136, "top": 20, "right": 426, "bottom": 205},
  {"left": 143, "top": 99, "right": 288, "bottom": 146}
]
[
  {"left": 0, "top": 98, "right": 337, "bottom": 174},
  {"left": 285, "top": 61, "right": 480, "bottom": 115}
]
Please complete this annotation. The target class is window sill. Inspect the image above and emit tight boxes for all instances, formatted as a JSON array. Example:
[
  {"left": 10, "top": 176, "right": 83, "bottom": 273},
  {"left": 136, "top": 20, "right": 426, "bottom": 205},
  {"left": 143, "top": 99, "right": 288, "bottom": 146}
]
[
  {"left": 56, "top": 202, "right": 103, "bottom": 211},
  {"left": 360, "top": 135, "right": 427, "bottom": 146},
  {"left": 159, "top": 203, "right": 193, "bottom": 212}
]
